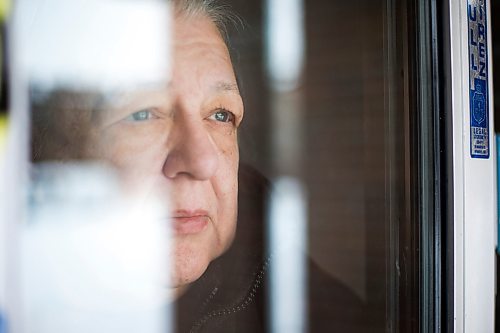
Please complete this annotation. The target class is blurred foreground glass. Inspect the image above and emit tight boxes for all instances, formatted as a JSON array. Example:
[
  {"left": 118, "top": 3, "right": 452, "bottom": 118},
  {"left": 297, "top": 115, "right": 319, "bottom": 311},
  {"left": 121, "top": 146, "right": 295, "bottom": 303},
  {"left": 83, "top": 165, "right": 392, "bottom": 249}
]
[
  {"left": 0, "top": 0, "right": 413, "bottom": 332},
  {"left": 0, "top": 1, "right": 10, "bottom": 331},
  {"left": 8, "top": 0, "right": 172, "bottom": 332}
]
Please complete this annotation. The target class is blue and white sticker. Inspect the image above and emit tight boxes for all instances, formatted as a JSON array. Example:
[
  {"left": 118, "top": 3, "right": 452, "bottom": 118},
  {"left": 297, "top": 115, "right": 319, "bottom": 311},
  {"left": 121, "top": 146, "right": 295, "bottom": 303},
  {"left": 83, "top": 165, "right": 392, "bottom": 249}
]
[{"left": 468, "top": 0, "right": 490, "bottom": 159}]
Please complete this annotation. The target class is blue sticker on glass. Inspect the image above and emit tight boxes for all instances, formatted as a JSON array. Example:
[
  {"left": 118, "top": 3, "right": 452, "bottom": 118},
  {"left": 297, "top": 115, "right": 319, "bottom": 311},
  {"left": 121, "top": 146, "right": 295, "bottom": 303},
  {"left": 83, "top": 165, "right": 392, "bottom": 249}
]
[{"left": 468, "top": 0, "right": 489, "bottom": 159}]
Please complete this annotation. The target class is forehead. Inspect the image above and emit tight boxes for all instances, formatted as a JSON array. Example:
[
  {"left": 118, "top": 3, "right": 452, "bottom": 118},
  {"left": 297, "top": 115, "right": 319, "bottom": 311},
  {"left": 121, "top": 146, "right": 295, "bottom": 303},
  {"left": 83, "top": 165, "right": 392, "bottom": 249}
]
[
  {"left": 173, "top": 12, "right": 225, "bottom": 45},
  {"left": 172, "top": 13, "right": 229, "bottom": 62},
  {"left": 171, "top": 14, "right": 237, "bottom": 86}
]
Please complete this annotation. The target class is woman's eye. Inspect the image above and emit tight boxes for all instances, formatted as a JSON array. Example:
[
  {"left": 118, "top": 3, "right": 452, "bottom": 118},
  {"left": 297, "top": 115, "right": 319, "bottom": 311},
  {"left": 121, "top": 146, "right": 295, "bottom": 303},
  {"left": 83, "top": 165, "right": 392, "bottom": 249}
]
[
  {"left": 210, "top": 109, "right": 235, "bottom": 123},
  {"left": 125, "top": 109, "right": 154, "bottom": 122}
]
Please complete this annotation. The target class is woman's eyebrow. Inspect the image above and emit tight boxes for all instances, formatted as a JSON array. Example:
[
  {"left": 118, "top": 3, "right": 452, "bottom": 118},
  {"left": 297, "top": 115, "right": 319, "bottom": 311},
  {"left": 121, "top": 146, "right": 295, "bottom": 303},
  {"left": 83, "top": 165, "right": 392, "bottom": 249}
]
[{"left": 213, "top": 81, "right": 240, "bottom": 94}]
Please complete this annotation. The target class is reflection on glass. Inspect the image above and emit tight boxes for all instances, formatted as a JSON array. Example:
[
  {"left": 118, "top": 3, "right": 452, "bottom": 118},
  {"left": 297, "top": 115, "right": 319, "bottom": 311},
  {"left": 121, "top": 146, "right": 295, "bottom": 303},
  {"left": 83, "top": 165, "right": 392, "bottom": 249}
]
[
  {"left": 0, "top": 0, "right": 8, "bottom": 330},
  {"left": 15, "top": 0, "right": 171, "bottom": 332},
  {"left": 18, "top": 0, "right": 170, "bottom": 92},
  {"left": 265, "top": 0, "right": 307, "bottom": 332},
  {"left": 24, "top": 164, "right": 169, "bottom": 333},
  {"left": 3, "top": 0, "right": 400, "bottom": 332},
  {"left": 265, "top": 0, "right": 305, "bottom": 91},
  {"left": 268, "top": 178, "right": 307, "bottom": 333}
]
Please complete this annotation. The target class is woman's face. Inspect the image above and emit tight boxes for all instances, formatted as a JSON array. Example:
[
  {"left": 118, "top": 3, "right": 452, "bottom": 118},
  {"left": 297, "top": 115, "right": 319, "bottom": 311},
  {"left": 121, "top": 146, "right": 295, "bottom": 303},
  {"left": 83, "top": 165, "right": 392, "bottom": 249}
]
[{"left": 95, "top": 13, "right": 244, "bottom": 291}]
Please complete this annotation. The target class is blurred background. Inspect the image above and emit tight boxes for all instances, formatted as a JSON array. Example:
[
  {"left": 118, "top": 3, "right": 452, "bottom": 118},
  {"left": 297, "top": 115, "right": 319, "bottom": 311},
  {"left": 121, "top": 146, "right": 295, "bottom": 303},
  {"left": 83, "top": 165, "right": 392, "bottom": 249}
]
[{"left": 231, "top": 1, "right": 387, "bottom": 331}]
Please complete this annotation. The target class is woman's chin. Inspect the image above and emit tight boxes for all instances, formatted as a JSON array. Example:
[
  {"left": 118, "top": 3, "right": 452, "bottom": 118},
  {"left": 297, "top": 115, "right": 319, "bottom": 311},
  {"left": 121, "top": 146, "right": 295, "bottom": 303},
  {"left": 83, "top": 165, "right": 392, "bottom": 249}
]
[{"left": 169, "top": 248, "right": 212, "bottom": 293}]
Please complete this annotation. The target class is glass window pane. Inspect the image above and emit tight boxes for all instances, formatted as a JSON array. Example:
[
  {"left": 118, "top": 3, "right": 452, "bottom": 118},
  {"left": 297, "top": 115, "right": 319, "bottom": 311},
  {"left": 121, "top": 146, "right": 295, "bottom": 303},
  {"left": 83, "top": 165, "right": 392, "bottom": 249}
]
[{"left": 1, "top": 0, "right": 418, "bottom": 332}]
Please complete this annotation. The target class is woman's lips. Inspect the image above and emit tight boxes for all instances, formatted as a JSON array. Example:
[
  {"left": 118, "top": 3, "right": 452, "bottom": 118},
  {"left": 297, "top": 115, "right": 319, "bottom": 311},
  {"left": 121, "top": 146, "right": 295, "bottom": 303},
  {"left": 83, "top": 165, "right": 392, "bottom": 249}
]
[{"left": 170, "top": 210, "right": 209, "bottom": 235}]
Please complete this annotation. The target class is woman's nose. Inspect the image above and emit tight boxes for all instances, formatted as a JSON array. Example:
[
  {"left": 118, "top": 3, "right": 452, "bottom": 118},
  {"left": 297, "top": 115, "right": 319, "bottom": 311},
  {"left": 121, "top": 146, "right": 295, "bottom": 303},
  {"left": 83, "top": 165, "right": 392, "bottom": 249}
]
[{"left": 162, "top": 119, "right": 219, "bottom": 180}]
